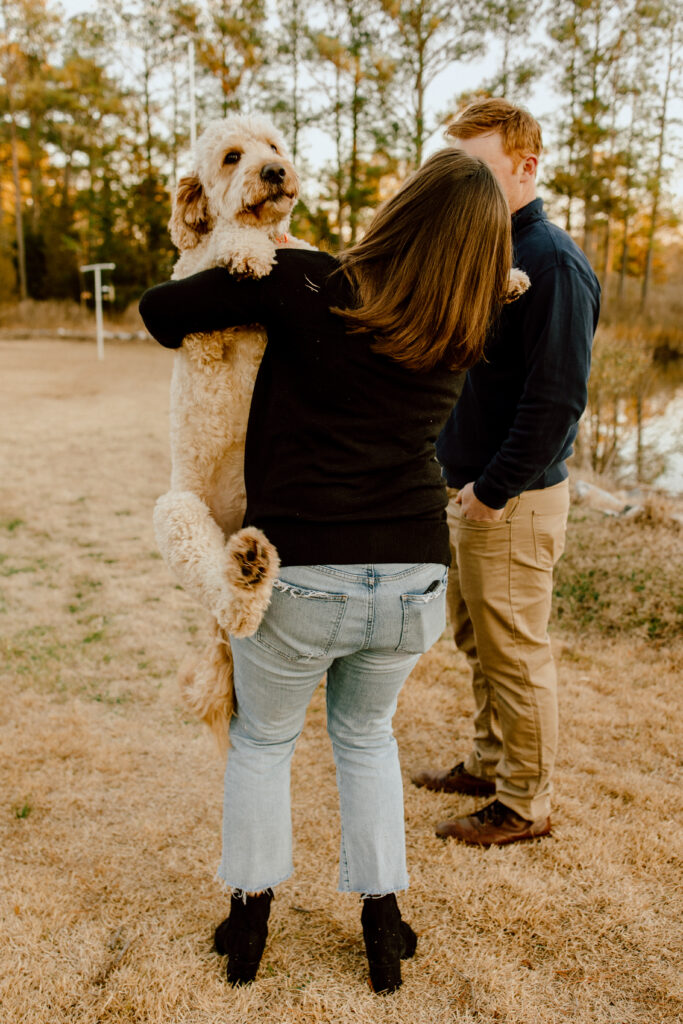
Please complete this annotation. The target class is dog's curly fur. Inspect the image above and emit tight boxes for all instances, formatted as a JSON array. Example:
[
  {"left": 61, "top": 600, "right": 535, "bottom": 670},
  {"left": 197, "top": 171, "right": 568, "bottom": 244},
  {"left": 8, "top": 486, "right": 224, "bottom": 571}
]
[
  {"left": 504, "top": 267, "right": 530, "bottom": 302},
  {"left": 155, "top": 114, "right": 312, "bottom": 756}
]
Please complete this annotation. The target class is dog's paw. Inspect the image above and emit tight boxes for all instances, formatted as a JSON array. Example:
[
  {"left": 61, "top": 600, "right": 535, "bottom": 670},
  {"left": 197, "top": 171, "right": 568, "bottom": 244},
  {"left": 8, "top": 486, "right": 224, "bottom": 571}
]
[
  {"left": 214, "top": 231, "right": 277, "bottom": 279},
  {"left": 229, "top": 528, "right": 272, "bottom": 585},
  {"left": 504, "top": 267, "right": 531, "bottom": 303},
  {"left": 223, "top": 251, "right": 275, "bottom": 277},
  {"left": 217, "top": 528, "right": 280, "bottom": 636},
  {"left": 226, "top": 527, "right": 275, "bottom": 589}
]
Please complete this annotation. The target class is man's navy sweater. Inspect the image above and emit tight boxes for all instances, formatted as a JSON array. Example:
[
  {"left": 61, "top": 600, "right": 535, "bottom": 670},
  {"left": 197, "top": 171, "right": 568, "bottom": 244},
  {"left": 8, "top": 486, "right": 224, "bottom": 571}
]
[{"left": 436, "top": 198, "right": 601, "bottom": 509}]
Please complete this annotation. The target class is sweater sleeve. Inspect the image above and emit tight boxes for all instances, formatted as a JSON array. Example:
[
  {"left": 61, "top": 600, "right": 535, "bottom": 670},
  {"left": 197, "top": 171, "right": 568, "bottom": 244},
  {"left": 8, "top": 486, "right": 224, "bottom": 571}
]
[
  {"left": 473, "top": 264, "right": 599, "bottom": 509},
  {"left": 138, "top": 266, "right": 273, "bottom": 349}
]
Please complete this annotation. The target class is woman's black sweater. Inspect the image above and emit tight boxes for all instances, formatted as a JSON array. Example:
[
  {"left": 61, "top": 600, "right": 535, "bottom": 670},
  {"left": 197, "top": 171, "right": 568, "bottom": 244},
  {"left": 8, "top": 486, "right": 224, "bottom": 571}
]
[{"left": 139, "top": 249, "right": 462, "bottom": 567}]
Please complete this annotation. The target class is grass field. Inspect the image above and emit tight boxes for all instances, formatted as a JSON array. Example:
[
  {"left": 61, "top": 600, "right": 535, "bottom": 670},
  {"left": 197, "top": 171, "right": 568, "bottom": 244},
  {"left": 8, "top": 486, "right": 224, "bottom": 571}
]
[{"left": 1, "top": 339, "right": 681, "bottom": 1024}]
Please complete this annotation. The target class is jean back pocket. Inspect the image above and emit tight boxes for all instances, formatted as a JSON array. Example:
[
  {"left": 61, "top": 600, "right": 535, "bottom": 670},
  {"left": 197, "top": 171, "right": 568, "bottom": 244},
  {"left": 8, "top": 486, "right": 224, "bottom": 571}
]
[
  {"left": 255, "top": 578, "right": 348, "bottom": 662},
  {"left": 396, "top": 574, "right": 447, "bottom": 654}
]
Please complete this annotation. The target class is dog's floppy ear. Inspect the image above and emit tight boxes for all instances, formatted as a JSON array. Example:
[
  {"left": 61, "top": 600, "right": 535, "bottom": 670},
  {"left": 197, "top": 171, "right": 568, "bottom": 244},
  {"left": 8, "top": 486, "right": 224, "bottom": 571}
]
[{"left": 169, "top": 174, "right": 212, "bottom": 251}]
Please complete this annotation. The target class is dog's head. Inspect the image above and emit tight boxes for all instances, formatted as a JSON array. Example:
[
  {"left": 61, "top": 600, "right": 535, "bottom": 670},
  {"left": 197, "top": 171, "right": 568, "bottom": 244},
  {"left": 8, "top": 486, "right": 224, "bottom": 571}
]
[{"left": 169, "top": 115, "right": 300, "bottom": 251}]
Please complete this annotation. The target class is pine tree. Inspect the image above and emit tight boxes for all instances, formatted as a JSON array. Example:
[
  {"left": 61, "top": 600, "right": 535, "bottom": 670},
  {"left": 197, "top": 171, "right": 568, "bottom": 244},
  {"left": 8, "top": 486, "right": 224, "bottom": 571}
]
[
  {"left": 639, "top": 0, "right": 682, "bottom": 310},
  {"left": 378, "top": 0, "right": 485, "bottom": 165},
  {"left": 313, "top": 0, "right": 398, "bottom": 244},
  {"left": 480, "top": 0, "right": 544, "bottom": 100},
  {"left": 270, "top": 0, "right": 313, "bottom": 160},
  {"left": 200, "top": 0, "right": 268, "bottom": 117},
  {"left": 545, "top": 0, "right": 630, "bottom": 265},
  {"left": 109, "top": 0, "right": 177, "bottom": 288},
  {"left": 0, "top": 0, "right": 60, "bottom": 299}
]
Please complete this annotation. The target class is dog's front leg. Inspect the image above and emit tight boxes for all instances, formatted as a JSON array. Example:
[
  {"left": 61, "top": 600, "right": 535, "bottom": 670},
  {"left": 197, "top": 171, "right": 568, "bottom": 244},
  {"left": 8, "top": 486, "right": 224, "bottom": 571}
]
[
  {"left": 207, "top": 225, "right": 278, "bottom": 279},
  {"left": 505, "top": 268, "right": 531, "bottom": 302},
  {"left": 153, "top": 491, "right": 279, "bottom": 636}
]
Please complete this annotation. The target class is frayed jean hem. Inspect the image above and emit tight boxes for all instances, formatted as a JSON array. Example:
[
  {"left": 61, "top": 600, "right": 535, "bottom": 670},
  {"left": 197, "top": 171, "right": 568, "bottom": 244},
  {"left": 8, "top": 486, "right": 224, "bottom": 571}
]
[
  {"left": 214, "top": 866, "right": 293, "bottom": 896},
  {"left": 345, "top": 881, "right": 410, "bottom": 898}
]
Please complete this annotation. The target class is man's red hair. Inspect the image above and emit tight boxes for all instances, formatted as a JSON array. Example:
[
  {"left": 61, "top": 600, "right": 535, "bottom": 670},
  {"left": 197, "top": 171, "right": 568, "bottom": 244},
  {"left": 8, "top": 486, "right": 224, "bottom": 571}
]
[{"left": 446, "top": 98, "right": 542, "bottom": 167}]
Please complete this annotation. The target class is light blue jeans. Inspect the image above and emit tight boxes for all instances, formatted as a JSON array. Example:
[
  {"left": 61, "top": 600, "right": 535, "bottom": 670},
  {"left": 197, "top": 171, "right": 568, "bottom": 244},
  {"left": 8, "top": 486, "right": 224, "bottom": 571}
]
[{"left": 218, "top": 562, "right": 447, "bottom": 895}]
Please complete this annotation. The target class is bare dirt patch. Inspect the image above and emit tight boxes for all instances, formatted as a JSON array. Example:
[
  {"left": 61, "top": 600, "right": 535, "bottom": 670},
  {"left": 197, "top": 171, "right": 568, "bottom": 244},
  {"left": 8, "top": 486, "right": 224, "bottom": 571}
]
[{"left": 1, "top": 340, "right": 681, "bottom": 1023}]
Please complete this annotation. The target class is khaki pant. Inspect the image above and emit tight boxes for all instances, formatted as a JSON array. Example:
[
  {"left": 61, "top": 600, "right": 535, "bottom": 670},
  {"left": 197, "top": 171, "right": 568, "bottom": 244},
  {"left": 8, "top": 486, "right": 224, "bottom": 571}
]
[{"left": 446, "top": 480, "right": 569, "bottom": 821}]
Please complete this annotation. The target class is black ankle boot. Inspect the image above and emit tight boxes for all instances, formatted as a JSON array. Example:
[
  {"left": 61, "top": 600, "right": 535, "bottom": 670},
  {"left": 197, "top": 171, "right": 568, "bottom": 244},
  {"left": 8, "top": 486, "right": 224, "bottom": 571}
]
[
  {"left": 361, "top": 893, "right": 417, "bottom": 994},
  {"left": 214, "top": 889, "right": 273, "bottom": 986}
]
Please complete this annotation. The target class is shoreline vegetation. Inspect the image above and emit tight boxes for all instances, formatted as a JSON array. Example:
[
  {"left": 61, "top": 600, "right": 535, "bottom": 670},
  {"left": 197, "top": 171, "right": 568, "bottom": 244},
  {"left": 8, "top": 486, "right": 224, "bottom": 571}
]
[{"left": 555, "top": 485, "right": 682, "bottom": 643}]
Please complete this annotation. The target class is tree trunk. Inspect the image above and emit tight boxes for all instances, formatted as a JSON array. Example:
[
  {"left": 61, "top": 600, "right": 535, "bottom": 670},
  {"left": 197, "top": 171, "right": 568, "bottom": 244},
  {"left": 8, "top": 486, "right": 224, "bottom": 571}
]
[
  {"left": 9, "top": 108, "right": 28, "bottom": 301},
  {"left": 641, "top": 18, "right": 674, "bottom": 311},
  {"left": 290, "top": 0, "right": 301, "bottom": 160},
  {"left": 414, "top": 37, "right": 425, "bottom": 166},
  {"left": 331, "top": 55, "right": 345, "bottom": 246},
  {"left": 348, "top": 57, "right": 361, "bottom": 244},
  {"left": 500, "top": 23, "right": 511, "bottom": 98},
  {"left": 617, "top": 225, "right": 629, "bottom": 305},
  {"left": 635, "top": 392, "right": 643, "bottom": 483}
]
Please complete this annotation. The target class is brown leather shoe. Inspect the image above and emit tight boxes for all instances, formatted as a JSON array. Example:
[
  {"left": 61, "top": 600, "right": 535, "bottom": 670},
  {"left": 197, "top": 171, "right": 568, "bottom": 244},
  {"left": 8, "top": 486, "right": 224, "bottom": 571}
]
[
  {"left": 411, "top": 761, "right": 496, "bottom": 796},
  {"left": 435, "top": 799, "right": 551, "bottom": 846}
]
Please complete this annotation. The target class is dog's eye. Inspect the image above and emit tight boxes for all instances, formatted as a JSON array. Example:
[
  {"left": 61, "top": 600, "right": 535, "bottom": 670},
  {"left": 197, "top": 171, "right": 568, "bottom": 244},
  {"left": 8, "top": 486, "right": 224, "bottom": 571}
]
[
  {"left": 270, "top": 144, "right": 278, "bottom": 153},
  {"left": 223, "top": 151, "right": 241, "bottom": 165}
]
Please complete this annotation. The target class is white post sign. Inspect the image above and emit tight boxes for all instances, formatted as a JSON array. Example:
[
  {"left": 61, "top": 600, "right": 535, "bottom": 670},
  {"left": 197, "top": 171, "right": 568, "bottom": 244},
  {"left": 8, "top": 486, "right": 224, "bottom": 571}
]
[{"left": 80, "top": 263, "right": 115, "bottom": 360}]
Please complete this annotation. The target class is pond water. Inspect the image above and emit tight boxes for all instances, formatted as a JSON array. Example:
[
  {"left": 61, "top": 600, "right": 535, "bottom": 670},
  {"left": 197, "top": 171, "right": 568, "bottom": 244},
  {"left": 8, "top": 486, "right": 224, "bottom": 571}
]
[{"left": 616, "top": 368, "right": 683, "bottom": 495}]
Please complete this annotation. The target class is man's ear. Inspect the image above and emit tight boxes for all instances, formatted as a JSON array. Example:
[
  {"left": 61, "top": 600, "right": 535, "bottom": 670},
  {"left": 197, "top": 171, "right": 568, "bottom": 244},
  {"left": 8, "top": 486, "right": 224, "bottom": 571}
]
[
  {"left": 169, "top": 174, "right": 213, "bottom": 251},
  {"left": 520, "top": 153, "right": 538, "bottom": 180}
]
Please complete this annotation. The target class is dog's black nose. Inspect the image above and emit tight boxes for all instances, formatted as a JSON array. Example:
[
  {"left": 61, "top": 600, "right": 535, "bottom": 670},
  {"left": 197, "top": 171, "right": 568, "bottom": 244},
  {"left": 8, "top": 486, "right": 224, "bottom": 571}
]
[{"left": 260, "top": 163, "right": 287, "bottom": 184}]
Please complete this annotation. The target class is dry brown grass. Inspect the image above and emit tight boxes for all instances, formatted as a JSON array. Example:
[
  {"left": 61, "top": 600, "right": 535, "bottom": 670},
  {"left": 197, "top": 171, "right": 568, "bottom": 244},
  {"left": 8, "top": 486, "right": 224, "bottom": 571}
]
[
  {"left": 555, "top": 485, "right": 682, "bottom": 643},
  {"left": 0, "top": 299, "right": 94, "bottom": 329},
  {"left": 1, "top": 339, "right": 681, "bottom": 1024},
  {"left": 0, "top": 299, "right": 145, "bottom": 333}
]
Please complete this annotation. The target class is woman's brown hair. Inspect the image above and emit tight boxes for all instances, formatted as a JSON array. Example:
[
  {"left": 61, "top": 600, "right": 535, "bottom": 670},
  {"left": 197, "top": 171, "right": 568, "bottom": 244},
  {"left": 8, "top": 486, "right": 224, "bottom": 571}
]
[{"left": 334, "top": 149, "right": 511, "bottom": 373}]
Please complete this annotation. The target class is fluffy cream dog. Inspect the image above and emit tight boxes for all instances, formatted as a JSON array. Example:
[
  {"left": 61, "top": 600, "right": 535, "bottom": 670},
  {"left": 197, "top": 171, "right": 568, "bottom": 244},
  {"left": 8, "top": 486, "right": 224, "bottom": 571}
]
[{"left": 154, "top": 114, "right": 309, "bottom": 754}]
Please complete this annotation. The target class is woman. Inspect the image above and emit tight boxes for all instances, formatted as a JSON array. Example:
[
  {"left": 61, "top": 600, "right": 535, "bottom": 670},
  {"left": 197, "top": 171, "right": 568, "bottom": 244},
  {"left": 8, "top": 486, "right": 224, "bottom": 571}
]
[{"left": 139, "top": 148, "right": 511, "bottom": 993}]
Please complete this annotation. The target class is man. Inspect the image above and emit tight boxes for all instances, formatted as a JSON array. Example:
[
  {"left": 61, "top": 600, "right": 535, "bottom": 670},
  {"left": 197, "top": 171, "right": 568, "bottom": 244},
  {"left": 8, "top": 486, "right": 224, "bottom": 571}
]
[{"left": 412, "top": 98, "right": 600, "bottom": 845}]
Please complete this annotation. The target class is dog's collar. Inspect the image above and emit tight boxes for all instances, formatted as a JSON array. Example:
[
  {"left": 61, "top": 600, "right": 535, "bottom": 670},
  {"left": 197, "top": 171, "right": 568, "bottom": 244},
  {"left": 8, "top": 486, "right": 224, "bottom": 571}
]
[{"left": 274, "top": 233, "right": 289, "bottom": 245}]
